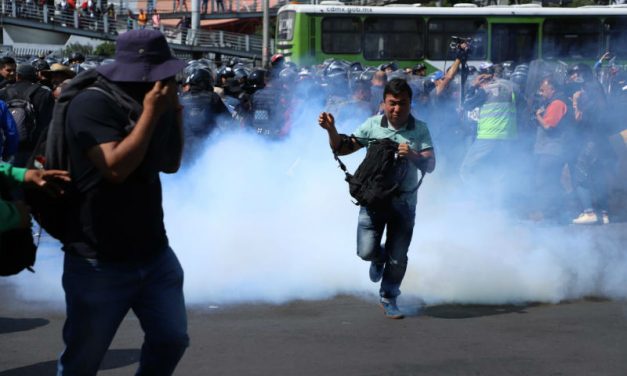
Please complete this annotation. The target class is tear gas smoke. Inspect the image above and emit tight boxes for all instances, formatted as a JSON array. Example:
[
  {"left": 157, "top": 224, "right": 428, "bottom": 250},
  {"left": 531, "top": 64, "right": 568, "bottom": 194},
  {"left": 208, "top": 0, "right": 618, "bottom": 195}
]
[{"left": 3, "top": 81, "right": 626, "bottom": 309}]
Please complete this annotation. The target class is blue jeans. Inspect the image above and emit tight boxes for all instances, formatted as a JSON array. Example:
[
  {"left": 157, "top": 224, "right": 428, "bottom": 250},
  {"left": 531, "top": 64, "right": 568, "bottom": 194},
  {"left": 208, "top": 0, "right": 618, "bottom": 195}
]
[
  {"left": 357, "top": 200, "right": 416, "bottom": 299},
  {"left": 57, "top": 247, "right": 189, "bottom": 376}
]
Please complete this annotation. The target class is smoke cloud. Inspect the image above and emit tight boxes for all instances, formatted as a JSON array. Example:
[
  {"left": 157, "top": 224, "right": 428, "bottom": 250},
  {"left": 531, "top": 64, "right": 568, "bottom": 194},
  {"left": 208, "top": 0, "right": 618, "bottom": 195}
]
[{"left": 3, "top": 82, "right": 626, "bottom": 310}]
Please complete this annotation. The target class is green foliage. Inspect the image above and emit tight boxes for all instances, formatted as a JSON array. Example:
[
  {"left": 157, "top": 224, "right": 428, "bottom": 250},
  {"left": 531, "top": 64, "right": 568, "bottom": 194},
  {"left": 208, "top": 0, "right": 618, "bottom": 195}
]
[
  {"left": 94, "top": 41, "right": 116, "bottom": 57},
  {"left": 63, "top": 43, "right": 93, "bottom": 57}
]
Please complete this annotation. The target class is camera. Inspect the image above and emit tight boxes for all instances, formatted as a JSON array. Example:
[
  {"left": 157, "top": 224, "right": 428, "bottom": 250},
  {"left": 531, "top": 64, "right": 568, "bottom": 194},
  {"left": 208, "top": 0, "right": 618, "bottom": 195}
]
[
  {"left": 449, "top": 36, "right": 473, "bottom": 53},
  {"left": 449, "top": 36, "right": 474, "bottom": 62}
]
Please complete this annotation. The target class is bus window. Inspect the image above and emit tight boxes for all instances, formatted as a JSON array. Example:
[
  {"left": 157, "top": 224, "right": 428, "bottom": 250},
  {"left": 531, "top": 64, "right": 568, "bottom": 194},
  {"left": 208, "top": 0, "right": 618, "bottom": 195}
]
[
  {"left": 491, "top": 24, "right": 538, "bottom": 65},
  {"left": 605, "top": 17, "right": 627, "bottom": 59},
  {"left": 542, "top": 18, "right": 601, "bottom": 60},
  {"left": 363, "top": 17, "right": 424, "bottom": 60},
  {"left": 426, "top": 18, "right": 487, "bottom": 60},
  {"left": 277, "top": 11, "right": 295, "bottom": 41},
  {"left": 322, "top": 17, "right": 362, "bottom": 54}
]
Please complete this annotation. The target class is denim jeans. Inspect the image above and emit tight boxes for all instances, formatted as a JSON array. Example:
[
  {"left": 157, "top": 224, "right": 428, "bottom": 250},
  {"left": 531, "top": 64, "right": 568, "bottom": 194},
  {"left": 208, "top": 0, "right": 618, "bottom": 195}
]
[
  {"left": 357, "top": 199, "right": 416, "bottom": 299},
  {"left": 57, "top": 247, "right": 189, "bottom": 376}
]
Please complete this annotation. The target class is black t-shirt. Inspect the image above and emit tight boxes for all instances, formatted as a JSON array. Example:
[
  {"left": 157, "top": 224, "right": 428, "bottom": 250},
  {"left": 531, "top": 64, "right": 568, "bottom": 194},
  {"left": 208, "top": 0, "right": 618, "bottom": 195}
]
[{"left": 64, "top": 89, "right": 168, "bottom": 261}]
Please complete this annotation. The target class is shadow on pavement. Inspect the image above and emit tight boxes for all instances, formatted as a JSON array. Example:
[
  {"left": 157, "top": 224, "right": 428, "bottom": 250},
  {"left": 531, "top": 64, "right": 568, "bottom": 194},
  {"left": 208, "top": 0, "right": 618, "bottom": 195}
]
[
  {"left": 0, "top": 349, "right": 140, "bottom": 375},
  {"left": 423, "top": 304, "right": 536, "bottom": 319},
  {"left": 0, "top": 317, "right": 48, "bottom": 334}
]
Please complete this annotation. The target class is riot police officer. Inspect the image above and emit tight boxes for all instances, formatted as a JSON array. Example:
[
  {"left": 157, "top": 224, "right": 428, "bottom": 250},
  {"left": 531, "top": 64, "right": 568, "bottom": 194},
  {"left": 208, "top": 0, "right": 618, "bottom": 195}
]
[{"left": 179, "top": 66, "right": 230, "bottom": 161}]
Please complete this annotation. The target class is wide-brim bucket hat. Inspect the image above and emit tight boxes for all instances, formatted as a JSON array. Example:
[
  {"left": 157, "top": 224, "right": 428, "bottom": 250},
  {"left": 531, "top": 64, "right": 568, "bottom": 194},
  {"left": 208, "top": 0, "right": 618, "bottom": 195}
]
[
  {"left": 41, "top": 63, "right": 76, "bottom": 79},
  {"left": 96, "top": 29, "right": 185, "bottom": 82}
]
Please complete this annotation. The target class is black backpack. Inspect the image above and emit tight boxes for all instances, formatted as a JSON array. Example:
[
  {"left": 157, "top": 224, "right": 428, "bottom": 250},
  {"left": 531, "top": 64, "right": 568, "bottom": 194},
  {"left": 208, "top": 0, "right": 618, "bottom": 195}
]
[
  {"left": 23, "top": 70, "right": 110, "bottom": 241},
  {"left": 0, "top": 186, "right": 37, "bottom": 276},
  {"left": 5, "top": 85, "right": 40, "bottom": 150},
  {"left": 335, "top": 138, "right": 424, "bottom": 211},
  {"left": 0, "top": 227, "right": 37, "bottom": 276}
]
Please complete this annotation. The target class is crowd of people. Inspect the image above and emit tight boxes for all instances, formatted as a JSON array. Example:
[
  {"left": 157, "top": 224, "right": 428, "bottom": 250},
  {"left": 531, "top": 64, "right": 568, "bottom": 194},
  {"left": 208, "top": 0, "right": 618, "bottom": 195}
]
[
  {"left": 2, "top": 46, "right": 625, "bottom": 226},
  {"left": 174, "top": 50, "right": 626, "bottom": 226}
]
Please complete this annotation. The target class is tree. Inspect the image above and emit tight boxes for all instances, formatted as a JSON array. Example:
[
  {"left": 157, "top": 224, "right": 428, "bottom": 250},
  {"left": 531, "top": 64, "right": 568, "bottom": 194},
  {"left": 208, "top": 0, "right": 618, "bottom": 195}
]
[
  {"left": 63, "top": 43, "right": 93, "bottom": 57},
  {"left": 94, "top": 41, "right": 115, "bottom": 57}
]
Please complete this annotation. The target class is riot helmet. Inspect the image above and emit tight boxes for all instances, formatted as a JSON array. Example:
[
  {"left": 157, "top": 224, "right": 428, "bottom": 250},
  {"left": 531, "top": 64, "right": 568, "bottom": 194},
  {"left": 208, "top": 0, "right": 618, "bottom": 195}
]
[
  {"left": 184, "top": 67, "right": 213, "bottom": 91},
  {"left": 567, "top": 63, "right": 593, "bottom": 83},
  {"left": 510, "top": 71, "right": 528, "bottom": 88},
  {"left": 31, "top": 58, "right": 50, "bottom": 72},
  {"left": 69, "top": 52, "right": 85, "bottom": 64},
  {"left": 270, "top": 54, "right": 285, "bottom": 70},
  {"left": 246, "top": 69, "right": 266, "bottom": 91},
  {"left": 216, "top": 65, "right": 235, "bottom": 86}
]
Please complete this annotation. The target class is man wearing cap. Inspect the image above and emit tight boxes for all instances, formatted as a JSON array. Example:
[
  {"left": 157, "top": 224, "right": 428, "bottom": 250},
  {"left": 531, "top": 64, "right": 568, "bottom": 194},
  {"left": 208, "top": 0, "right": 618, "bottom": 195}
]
[
  {"left": 56, "top": 29, "right": 188, "bottom": 375},
  {"left": 0, "top": 63, "right": 54, "bottom": 167}
]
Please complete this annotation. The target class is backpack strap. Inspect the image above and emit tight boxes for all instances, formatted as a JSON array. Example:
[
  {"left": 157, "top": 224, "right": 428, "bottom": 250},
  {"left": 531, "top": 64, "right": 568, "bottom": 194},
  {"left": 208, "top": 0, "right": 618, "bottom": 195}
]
[
  {"left": 23, "top": 83, "right": 41, "bottom": 102},
  {"left": 399, "top": 166, "right": 425, "bottom": 195},
  {"left": 86, "top": 86, "right": 120, "bottom": 106}
]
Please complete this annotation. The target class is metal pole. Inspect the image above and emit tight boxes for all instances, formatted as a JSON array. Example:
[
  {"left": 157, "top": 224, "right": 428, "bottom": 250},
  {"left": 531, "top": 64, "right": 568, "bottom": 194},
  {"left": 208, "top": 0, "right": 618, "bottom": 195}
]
[
  {"left": 261, "top": 0, "right": 269, "bottom": 68},
  {"left": 191, "top": 0, "right": 200, "bottom": 46}
]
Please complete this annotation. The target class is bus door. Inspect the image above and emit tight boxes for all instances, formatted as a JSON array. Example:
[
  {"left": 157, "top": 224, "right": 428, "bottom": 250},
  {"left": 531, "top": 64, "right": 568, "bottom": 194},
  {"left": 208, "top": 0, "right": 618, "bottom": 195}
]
[{"left": 490, "top": 23, "right": 538, "bottom": 65}]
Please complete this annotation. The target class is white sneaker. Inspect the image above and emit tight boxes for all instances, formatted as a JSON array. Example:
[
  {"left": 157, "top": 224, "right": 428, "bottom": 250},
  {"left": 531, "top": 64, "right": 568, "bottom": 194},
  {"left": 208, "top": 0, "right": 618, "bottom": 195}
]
[
  {"left": 602, "top": 212, "right": 610, "bottom": 225},
  {"left": 572, "top": 211, "right": 598, "bottom": 225}
]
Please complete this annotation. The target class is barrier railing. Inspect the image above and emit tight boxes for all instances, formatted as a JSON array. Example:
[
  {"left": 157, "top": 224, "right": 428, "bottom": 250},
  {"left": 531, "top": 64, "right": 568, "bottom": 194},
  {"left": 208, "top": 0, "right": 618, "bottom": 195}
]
[{"left": 0, "top": 0, "right": 271, "bottom": 55}]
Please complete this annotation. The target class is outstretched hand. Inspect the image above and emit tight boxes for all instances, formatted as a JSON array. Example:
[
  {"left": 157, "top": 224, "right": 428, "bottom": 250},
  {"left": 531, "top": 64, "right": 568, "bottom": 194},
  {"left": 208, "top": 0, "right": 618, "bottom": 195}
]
[{"left": 24, "top": 169, "right": 71, "bottom": 197}]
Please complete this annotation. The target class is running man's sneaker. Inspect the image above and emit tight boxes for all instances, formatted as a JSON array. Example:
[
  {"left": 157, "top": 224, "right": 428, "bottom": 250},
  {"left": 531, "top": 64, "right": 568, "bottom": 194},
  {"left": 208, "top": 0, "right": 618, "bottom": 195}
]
[
  {"left": 572, "top": 211, "right": 598, "bottom": 225},
  {"left": 369, "top": 261, "right": 384, "bottom": 283},
  {"left": 602, "top": 211, "right": 610, "bottom": 225},
  {"left": 380, "top": 298, "right": 404, "bottom": 319}
]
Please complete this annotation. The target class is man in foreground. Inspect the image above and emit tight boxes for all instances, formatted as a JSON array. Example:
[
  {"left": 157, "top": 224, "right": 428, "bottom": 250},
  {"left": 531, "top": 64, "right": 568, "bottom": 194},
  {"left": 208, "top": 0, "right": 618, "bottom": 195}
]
[{"left": 57, "top": 29, "right": 189, "bottom": 375}]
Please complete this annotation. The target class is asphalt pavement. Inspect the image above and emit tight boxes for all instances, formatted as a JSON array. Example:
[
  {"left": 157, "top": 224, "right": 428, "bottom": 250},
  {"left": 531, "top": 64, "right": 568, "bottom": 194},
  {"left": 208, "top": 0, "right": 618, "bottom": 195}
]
[
  {"left": 1, "top": 286, "right": 627, "bottom": 376},
  {"left": 1, "top": 220, "right": 627, "bottom": 376}
]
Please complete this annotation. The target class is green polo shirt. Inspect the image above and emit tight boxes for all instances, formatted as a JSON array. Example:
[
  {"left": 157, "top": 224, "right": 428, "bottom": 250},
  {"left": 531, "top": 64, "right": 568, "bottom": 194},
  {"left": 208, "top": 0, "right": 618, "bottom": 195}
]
[{"left": 352, "top": 115, "right": 433, "bottom": 207}]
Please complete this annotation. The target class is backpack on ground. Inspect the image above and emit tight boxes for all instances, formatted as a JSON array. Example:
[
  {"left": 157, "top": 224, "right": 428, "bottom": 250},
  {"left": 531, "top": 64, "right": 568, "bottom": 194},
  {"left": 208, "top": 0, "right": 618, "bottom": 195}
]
[{"left": 335, "top": 137, "right": 424, "bottom": 211}]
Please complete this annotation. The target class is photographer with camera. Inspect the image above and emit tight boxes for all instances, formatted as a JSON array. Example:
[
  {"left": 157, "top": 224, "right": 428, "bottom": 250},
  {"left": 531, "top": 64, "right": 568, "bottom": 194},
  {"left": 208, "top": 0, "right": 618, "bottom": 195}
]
[
  {"left": 424, "top": 39, "right": 470, "bottom": 178},
  {"left": 430, "top": 38, "right": 469, "bottom": 98}
]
